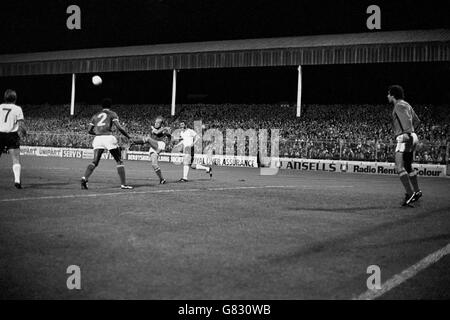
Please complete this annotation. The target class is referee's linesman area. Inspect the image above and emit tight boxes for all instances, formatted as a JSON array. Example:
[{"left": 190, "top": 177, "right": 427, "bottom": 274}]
[{"left": 0, "top": 156, "right": 449, "bottom": 299}]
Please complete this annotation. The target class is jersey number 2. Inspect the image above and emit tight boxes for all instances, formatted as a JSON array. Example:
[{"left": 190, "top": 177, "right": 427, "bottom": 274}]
[
  {"left": 2, "top": 108, "right": 12, "bottom": 123},
  {"left": 97, "top": 113, "right": 107, "bottom": 126}
]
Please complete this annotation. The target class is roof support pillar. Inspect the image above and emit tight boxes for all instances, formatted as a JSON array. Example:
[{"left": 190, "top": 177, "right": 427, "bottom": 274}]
[
  {"left": 296, "top": 65, "right": 302, "bottom": 118},
  {"left": 70, "top": 73, "right": 76, "bottom": 116},
  {"left": 171, "top": 69, "right": 177, "bottom": 116}
]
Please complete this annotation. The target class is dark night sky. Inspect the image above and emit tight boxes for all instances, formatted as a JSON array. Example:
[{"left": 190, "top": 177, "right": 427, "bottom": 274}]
[
  {"left": 1, "top": 0, "right": 449, "bottom": 54},
  {"left": 0, "top": 0, "right": 449, "bottom": 105}
]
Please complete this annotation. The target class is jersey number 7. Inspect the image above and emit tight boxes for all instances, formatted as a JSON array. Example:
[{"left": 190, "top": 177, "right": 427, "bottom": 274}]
[{"left": 2, "top": 108, "right": 12, "bottom": 123}]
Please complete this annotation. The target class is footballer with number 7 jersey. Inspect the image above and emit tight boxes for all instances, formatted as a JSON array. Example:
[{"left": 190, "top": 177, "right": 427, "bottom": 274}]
[
  {"left": 0, "top": 89, "right": 27, "bottom": 189},
  {"left": 81, "top": 98, "right": 133, "bottom": 190}
]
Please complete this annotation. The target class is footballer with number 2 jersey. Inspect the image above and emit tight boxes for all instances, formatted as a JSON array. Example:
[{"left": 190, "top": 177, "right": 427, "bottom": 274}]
[{"left": 81, "top": 98, "right": 133, "bottom": 190}]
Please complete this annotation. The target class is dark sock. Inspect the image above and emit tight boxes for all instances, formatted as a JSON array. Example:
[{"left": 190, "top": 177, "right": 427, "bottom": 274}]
[
  {"left": 409, "top": 172, "right": 420, "bottom": 192},
  {"left": 155, "top": 167, "right": 163, "bottom": 180},
  {"left": 117, "top": 165, "right": 126, "bottom": 185},
  {"left": 399, "top": 171, "right": 413, "bottom": 195},
  {"left": 84, "top": 163, "right": 96, "bottom": 180}
]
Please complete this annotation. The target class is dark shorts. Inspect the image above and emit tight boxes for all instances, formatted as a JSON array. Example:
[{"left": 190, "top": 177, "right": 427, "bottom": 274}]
[{"left": 0, "top": 132, "right": 20, "bottom": 153}]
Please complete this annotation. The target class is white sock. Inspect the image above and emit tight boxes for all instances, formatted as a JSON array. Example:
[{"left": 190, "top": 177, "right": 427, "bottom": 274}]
[
  {"left": 13, "top": 164, "right": 21, "bottom": 183},
  {"left": 196, "top": 164, "right": 208, "bottom": 171},
  {"left": 183, "top": 165, "right": 189, "bottom": 179}
]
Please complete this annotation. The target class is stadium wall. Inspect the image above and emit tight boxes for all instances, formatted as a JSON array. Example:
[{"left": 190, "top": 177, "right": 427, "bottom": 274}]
[
  {"left": 275, "top": 158, "right": 446, "bottom": 177},
  {"left": 19, "top": 146, "right": 447, "bottom": 177}
]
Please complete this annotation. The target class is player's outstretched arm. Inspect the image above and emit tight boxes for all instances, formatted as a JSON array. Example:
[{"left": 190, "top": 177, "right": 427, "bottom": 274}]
[
  {"left": 87, "top": 123, "right": 96, "bottom": 136},
  {"left": 151, "top": 126, "right": 172, "bottom": 135},
  {"left": 130, "top": 137, "right": 147, "bottom": 145},
  {"left": 129, "top": 135, "right": 157, "bottom": 145},
  {"left": 165, "top": 131, "right": 172, "bottom": 144},
  {"left": 113, "top": 120, "right": 131, "bottom": 139},
  {"left": 17, "top": 120, "right": 27, "bottom": 137},
  {"left": 193, "top": 133, "right": 201, "bottom": 145},
  {"left": 412, "top": 108, "right": 421, "bottom": 129},
  {"left": 172, "top": 138, "right": 183, "bottom": 149}
]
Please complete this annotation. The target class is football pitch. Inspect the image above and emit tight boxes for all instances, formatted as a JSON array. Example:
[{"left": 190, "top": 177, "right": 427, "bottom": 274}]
[{"left": 1, "top": 156, "right": 449, "bottom": 299}]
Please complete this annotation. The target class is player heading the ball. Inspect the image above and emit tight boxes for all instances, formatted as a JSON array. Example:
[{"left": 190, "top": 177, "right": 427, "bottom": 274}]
[{"left": 81, "top": 98, "right": 133, "bottom": 190}]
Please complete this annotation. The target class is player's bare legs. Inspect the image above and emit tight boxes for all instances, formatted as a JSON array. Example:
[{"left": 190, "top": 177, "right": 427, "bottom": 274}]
[
  {"left": 9, "top": 148, "right": 22, "bottom": 189},
  {"left": 395, "top": 152, "right": 414, "bottom": 206},
  {"left": 150, "top": 152, "right": 165, "bottom": 184},
  {"left": 131, "top": 136, "right": 166, "bottom": 184},
  {"left": 81, "top": 148, "right": 132, "bottom": 189},
  {"left": 192, "top": 164, "right": 212, "bottom": 177},
  {"left": 109, "top": 148, "right": 133, "bottom": 189},
  {"left": 132, "top": 136, "right": 161, "bottom": 152},
  {"left": 81, "top": 149, "right": 104, "bottom": 189},
  {"left": 180, "top": 148, "right": 192, "bottom": 182},
  {"left": 404, "top": 151, "right": 422, "bottom": 202},
  {"left": 180, "top": 148, "right": 212, "bottom": 181},
  {"left": 181, "top": 164, "right": 212, "bottom": 182}
]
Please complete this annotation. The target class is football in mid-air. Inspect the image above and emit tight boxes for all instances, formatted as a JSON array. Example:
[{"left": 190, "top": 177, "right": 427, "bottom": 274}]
[{"left": 92, "top": 75, "right": 102, "bottom": 86}]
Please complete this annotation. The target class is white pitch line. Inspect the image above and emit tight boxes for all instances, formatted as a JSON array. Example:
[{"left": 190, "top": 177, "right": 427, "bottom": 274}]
[
  {"left": 0, "top": 184, "right": 354, "bottom": 203},
  {"left": 0, "top": 185, "right": 297, "bottom": 203},
  {"left": 354, "top": 242, "right": 450, "bottom": 300}
]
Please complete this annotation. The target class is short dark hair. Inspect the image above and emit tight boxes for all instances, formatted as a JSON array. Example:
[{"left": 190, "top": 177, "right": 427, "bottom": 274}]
[
  {"left": 102, "top": 98, "right": 112, "bottom": 108},
  {"left": 4, "top": 89, "right": 17, "bottom": 103},
  {"left": 388, "top": 85, "right": 405, "bottom": 100}
]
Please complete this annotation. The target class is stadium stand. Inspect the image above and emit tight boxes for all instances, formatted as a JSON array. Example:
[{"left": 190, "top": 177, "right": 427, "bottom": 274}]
[{"left": 21, "top": 103, "right": 449, "bottom": 164}]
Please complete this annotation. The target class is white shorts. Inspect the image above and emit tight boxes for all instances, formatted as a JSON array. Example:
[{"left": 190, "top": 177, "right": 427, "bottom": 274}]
[
  {"left": 92, "top": 135, "right": 119, "bottom": 150},
  {"left": 149, "top": 141, "right": 166, "bottom": 155},
  {"left": 395, "top": 132, "right": 418, "bottom": 153}
]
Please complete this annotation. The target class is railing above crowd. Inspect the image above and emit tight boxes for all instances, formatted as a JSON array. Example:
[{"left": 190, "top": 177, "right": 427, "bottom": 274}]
[{"left": 19, "top": 103, "right": 449, "bottom": 164}]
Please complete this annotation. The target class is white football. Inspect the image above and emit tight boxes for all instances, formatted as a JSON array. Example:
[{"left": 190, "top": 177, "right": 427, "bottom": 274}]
[{"left": 92, "top": 75, "right": 102, "bottom": 86}]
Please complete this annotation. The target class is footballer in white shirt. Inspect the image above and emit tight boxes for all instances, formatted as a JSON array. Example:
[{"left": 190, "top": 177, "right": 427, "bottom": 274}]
[
  {"left": 173, "top": 120, "right": 212, "bottom": 182},
  {"left": 0, "top": 89, "right": 27, "bottom": 189}
]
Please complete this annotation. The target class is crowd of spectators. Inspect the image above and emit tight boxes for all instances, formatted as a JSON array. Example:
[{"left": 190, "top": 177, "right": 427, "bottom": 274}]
[{"left": 21, "top": 103, "right": 449, "bottom": 164}]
